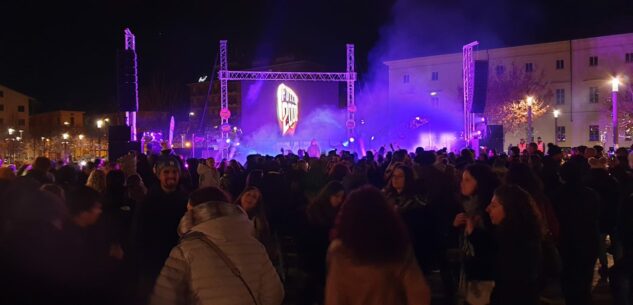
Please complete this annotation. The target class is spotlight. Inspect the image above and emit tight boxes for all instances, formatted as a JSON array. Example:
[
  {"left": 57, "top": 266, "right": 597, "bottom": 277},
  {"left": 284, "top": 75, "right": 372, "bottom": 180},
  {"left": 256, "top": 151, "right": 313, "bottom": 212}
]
[
  {"left": 185, "top": 141, "right": 192, "bottom": 148},
  {"left": 225, "top": 138, "right": 231, "bottom": 144},
  {"left": 189, "top": 112, "right": 195, "bottom": 116},
  {"left": 349, "top": 137, "right": 355, "bottom": 143},
  {"left": 80, "top": 161, "right": 87, "bottom": 167},
  {"left": 370, "top": 136, "right": 375, "bottom": 141},
  {"left": 236, "top": 142, "right": 241, "bottom": 146},
  {"left": 415, "top": 116, "right": 420, "bottom": 121},
  {"left": 342, "top": 141, "right": 350, "bottom": 147}
]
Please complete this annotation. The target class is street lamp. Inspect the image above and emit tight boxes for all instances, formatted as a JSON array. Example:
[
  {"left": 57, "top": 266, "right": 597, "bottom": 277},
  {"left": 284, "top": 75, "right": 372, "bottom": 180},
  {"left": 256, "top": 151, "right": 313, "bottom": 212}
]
[
  {"left": 8, "top": 128, "right": 15, "bottom": 135},
  {"left": 553, "top": 109, "right": 560, "bottom": 145},
  {"left": 612, "top": 77, "right": 620, "bottom": 148},
  {"left": 189, "top": 112, "right": 195, "bottom": 117},
  {"left": 526, "top": 96, "right": 534, "bottom": 143},
  {"left": 96, "top": 120, "right": 104, "bottom": 158}
]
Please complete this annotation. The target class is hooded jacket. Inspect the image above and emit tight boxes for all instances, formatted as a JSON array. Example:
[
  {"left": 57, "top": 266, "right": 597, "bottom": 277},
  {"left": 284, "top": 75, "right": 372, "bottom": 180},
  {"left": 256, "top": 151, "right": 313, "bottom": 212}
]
[{"left": 150, "top": 201, "right": 284, "bottom": 305}]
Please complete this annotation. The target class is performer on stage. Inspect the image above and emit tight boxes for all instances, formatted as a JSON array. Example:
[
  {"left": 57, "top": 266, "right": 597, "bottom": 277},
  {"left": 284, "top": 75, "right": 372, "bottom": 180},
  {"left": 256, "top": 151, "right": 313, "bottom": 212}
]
[{"left": 307, "top": 139, "right": 321, "bottom": 158}]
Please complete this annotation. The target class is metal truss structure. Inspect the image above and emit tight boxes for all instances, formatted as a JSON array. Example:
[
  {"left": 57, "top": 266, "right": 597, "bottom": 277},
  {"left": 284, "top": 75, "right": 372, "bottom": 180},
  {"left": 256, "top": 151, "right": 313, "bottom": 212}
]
[
  {"left": 124, "top": 28, "right": 139, "bottom": 141},
  {"left": 462, "top": 41, "right": 478, "bottom": 142},
  {"left": 218, "top": 41, "right": 357, "bottom": 158}
]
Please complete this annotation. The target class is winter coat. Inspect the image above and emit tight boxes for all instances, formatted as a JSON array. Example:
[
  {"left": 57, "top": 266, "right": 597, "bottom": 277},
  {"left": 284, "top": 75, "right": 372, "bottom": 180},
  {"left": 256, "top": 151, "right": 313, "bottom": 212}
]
[
  {"left": 150, "top": 202, "right": 284, "bottom": 305},
  {"left": 325, "top": 240, "right": 431, "bottom": 305},
  {"left": 490, "top": 229, "right": 542, "bottom": 305},
  {"left": 136, "top": 186, "right": 188, "bottom": 281},
  {"left": 583, "top": 168, "right": 620, "bottom": 234},
  {"left": 197, "top": 164, "right": 220, "bottom": 189}
]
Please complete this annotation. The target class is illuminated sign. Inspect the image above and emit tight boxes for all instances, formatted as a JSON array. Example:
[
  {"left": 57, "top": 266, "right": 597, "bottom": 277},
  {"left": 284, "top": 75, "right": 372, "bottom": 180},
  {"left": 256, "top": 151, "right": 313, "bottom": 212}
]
[{"left": 276, "top": 84, "right": 299, "bottom": 136}]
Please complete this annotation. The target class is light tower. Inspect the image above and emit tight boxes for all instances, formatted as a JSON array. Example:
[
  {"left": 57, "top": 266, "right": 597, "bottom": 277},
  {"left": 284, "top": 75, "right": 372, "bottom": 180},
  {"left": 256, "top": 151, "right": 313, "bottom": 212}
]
[{"left": 124, "top": 28, "right": 139, "bottom": 142}]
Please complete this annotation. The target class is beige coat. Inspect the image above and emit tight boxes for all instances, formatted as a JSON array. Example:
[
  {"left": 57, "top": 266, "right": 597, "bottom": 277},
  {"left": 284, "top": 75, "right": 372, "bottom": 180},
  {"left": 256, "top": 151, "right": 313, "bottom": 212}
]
[
  {"left": 325, "top": 240, "right": 431, "bottom": 305},
  {"left": 150, "top": 202, "right": 284, "bottom": 305}
]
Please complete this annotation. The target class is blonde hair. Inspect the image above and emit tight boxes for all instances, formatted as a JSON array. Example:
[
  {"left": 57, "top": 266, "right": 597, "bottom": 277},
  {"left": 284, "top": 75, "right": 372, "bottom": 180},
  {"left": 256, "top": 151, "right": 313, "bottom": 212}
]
[{"left": 86, "top": 169, "right": 107, "bottom": 194}]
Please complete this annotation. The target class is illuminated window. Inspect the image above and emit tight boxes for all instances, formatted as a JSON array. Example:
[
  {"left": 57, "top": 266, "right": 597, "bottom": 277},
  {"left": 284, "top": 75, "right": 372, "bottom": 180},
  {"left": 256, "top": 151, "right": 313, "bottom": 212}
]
[
  {"left": 557, "top": 126, "right": 566, "bottom": 142},
  {"left": 589, "top": 56, "right": 598, "bottom": 67},
  {"left": 556, "top": 59, "right": 564, "bottom": 70},
  {"left": 589, "top": 125, "right": 600, "bottom": 141},
  {"left": 431, "top": 72, "right": 439, "bottom": 81},
  {"left": 589, "top": 87, "right": 599, "bottom": 103},
  {"left": 556, "top": 89, "right": 565, "bottom": 105},
  {"left": 525, "top": 63, "right": 534, "bottom": 73}
]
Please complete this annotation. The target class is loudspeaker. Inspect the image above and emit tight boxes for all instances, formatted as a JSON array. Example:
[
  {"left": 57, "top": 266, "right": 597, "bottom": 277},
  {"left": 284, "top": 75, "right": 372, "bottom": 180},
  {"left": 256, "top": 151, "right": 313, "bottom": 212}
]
[
  {"left": 471, "top": 60, "right": 489, "bottom": 113},
  {"left": 484, "top": 124, "right": 504, "bottom": 153},
  {"left": 108, "top": 141, "right": 141, "bottom": 162},
  {"left": 108, "top": 125, "right": 130, "bottom": 142},
  {"left": 117, "top": 49, "right": 138, "bottom": 112}
]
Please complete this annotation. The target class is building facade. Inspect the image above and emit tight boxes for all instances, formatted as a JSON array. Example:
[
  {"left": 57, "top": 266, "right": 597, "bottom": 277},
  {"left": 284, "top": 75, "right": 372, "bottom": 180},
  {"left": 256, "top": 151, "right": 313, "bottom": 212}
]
[
  {"left": 385, "top": 33, "right": 633, "bottom": 149},
  {"left": 30, "top": 110, "right": 86, "bottom": 138},
  {"left": 0, "top": 84, "right": 32, "bottom": 133}
]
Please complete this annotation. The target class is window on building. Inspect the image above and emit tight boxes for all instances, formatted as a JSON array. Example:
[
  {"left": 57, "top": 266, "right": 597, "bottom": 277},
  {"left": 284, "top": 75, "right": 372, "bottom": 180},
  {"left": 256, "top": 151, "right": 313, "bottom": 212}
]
[
  {"left": 589, "top": 87, "right": 599, "bottom": 103},
  {"left": 556, "top": 59, "right": 565, "bottom": 70},
  {"left": 431, "top": 96, "right": 439, "bottom": 108},
  {"left": 589, "top": 56, "right": 599, "bottom": 66},
  {"left": 431, "top": 72, "right": 439, "bottom": 81},
  {"left": 0, "top": 91, "right": 3, "bottom": 97},
  {"left": 403, "top": 74, "right": 410, "bottom": 83},
  {"left": 0, "top": 104, "right": 3, "bottom": 111},
  {"left": 18, "top": 119, "right": 25, "bottom": 126},
  {"left": 556, "top": 126, "right": 566, "bottom": 142},
  {"left": 70, "top": 117, "right": 75, "bottom": 126},
  {"left": 555, "top": 89, "right": 565, "bottom": 105},
  {"left": 0, "top": 118, "right": 3, "bottom": 125},
  {"left": 17, "top": 105, "right": 25, "bottom": 112},
  {"left": 589, "top": 125, "right": 600, "bottom": 141},
  {"left": 495, "top": 65, "right": 505, "bottom": 76},
  {"left": 525, "top": 63, "right": 534, "bottom": 73},
  {"left": 626, "top": 127, "right": 633, "bottom": 141},
  {"left": 626, "top": 53, "right": 633, "bottom": 63}
]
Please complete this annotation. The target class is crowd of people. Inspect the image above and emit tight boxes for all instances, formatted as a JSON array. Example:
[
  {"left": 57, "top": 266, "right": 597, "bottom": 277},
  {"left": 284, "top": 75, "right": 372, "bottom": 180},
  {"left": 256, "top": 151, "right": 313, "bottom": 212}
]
[{"left": 0, "top": 140, "right": 632, "bottom": 305}]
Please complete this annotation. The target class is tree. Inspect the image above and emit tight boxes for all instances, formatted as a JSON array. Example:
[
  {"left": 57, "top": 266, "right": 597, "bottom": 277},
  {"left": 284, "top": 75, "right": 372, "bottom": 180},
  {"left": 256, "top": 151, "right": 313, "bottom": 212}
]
[
  {"left": 599, "top": 87, "right": 633, "bottom": 142},
  {"left": 484, "top": 63, "right": 552, "bottom": 134}
]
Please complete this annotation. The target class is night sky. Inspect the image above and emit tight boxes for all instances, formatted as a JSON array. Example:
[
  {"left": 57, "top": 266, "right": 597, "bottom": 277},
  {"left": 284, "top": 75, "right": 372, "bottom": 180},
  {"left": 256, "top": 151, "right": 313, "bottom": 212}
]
[{"left": 1, "top": 0, "right": 633, "bottom": 114}]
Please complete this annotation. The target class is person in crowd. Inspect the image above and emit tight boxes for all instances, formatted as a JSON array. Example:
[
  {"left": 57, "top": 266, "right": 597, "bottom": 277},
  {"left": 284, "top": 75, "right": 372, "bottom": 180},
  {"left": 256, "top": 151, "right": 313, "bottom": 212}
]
[
  {"left": 518, "top": 139, "right": 527, "bottom": 153},
  {"left": 384, "top": 164, "right": 435, "bottom": 274},
  {"left": 0, "top": 167, "right": 16, "bottom": 181},
  {"left": 135, "top": 155, "right": 189, "bottom": 302},
  {"left": 485, "top": 185, "right": 543, "bottom": 305},
  {"left": 197, "top": 157, "right": 220, "bottom": 189},
  {"left": 0, "top": 186, "right": 73, "bottom": 305},
  {"left": 452, "top": 163, "right": 499, "bottom": 301},
  {"left": 295, "top": 181, "right": 345, "bottom": 305},
  {"left": 552, "top": 161, "right": 600, "bottom": 305},
  {"left": 325, "top": 185, "right": 431, "bottom": 305},
  {"left": 234, "top": 186, "right": 275, "bottom": 258},
  {"left": 536, "top": 137, "right": 545, "bottom": 153},
  {"left": 25, "top": 156, "right": 54, "bottom": 184},
  {"left": 86, "top": 169, "right": 107, "bottom": 194},
  {"left": 150, "top": 186, "right": 284, "bottom": 305},
  {"left": 40, "top": 183, "right": 66, "bottom": 202},
  {"left": 585, "top": 155, "right": 621, "bottom": 281}
]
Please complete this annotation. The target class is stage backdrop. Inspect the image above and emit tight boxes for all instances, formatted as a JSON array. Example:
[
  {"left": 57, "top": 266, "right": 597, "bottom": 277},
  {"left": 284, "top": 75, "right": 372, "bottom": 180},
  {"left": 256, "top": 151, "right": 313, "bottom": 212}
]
[{"left": 240, "top": 80, "right": 345, "bottom": 154}]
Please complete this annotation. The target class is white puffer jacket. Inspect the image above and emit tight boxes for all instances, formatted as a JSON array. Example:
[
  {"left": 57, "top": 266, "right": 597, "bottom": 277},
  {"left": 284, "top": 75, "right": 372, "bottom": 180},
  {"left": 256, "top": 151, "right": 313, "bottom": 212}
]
[{"left": 150, "top": 202, "right": 284, "bottom": 305}]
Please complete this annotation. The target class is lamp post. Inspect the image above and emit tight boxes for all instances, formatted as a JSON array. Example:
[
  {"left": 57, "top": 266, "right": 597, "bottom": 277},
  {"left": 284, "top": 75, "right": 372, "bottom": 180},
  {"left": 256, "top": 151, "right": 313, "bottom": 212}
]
[
  {"left": 96, "top": 120, "right": 103, "bottom": 158},
  {"left": 553, "top": 109, "right": 560, "bottom": 145},
  {"left": 62, "top": 133, "right": 70, "bottom": 162},
  {"left": 612, "top": 77, "right": 620, "bottom": 149},
  {"left": 526, "top": 96, "right": 534, "bottom": 143}
]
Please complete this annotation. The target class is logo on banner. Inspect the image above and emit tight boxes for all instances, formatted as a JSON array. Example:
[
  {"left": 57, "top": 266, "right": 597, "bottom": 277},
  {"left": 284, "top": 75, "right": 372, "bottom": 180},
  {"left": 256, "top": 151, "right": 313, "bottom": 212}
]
[{"left": 276, "top": 83, "right": 299, "bottom": 136}]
